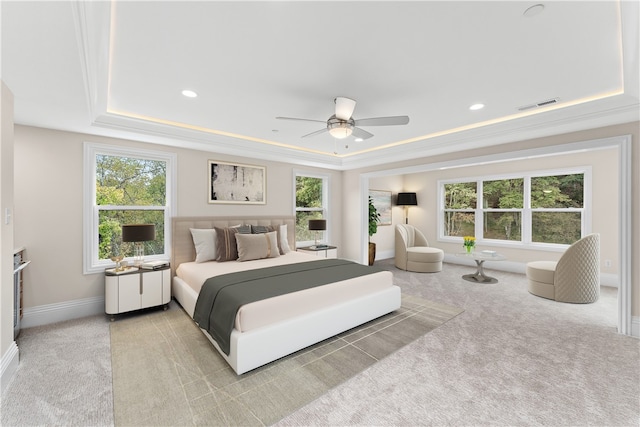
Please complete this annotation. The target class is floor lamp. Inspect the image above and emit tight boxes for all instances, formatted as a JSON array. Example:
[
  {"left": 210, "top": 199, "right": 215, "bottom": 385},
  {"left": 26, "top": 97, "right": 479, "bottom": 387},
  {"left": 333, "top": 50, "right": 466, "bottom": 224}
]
[{"left": 396, "top": 192, "right": 417, "bottom": 224}]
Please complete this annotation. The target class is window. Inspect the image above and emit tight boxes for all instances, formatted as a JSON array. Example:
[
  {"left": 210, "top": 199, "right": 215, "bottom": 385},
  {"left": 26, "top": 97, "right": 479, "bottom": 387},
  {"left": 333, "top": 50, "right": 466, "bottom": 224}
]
[
  {"left": 440, "top": 169, "right": 587, "bottom": 247},
  {"left": 84, "top": 143, "right": 176, "bottom": 274},
  {"left": 482, "top": 178, "right": 523, "bottom": 241},
  {"left": 530, "top": 173, "right": 584, "bottom": 244},
  {"left": 294, "top": 172, "right": 329, "bottom": 246},
  {"left": 443, "top": 182, "right": 476, "bottom": 237}
]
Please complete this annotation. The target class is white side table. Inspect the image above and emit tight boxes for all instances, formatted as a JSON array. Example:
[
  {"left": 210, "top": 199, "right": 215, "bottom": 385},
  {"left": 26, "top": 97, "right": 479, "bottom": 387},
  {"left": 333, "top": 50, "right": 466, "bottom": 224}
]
[{"left": 105, "top": 266, "right": 171, "bottom": 320}]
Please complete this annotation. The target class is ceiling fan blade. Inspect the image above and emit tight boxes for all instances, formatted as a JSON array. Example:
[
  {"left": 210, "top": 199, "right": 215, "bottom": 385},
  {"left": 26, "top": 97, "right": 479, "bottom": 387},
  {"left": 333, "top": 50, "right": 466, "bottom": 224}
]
[
  {"left": 353, "top": 116, "right": 410, "bottom": 127},
  {"left": 276, "top": 116, "right": 326, "bottom": 124},
  {"left": 351, "top": 127, "right": 374, "bottom": 140},
  {"left": 334, "top": 97, "right": 356, "bottom": 120},
  {"left": 301, "top": 128, "right": 329, "bottom": 138}
]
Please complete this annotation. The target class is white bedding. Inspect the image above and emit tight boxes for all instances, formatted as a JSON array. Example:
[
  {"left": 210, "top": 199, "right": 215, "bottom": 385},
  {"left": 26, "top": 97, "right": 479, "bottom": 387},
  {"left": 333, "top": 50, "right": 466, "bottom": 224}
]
[{"left": 176, "top": 251, "right": 394, "bottom": 332}]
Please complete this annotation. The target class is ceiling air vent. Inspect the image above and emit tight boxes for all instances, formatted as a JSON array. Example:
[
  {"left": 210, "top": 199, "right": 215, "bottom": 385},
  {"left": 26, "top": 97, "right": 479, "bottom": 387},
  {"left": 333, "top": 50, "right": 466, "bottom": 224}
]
[{"left": 518, "top": 97, "right": 559, "bottom": 111}]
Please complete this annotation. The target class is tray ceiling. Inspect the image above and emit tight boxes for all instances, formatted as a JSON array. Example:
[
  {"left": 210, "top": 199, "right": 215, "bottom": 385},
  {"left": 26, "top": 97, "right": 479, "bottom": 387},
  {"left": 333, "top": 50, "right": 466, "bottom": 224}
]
[{"left": 2, "top": 1, "right": 638, "bottom": 169}]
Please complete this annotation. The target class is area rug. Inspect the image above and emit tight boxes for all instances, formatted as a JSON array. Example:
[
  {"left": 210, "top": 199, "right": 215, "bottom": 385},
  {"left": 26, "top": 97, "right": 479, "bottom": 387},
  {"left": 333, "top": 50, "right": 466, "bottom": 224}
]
[{"left": 110, "top": 295, "right": 463, "bottom": 426}]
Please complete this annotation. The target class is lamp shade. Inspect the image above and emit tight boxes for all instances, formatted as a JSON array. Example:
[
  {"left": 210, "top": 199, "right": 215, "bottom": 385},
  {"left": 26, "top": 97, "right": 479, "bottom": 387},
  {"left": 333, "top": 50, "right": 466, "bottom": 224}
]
[
  {"left": 308, "top": 219, "right": 327, "bottom": 231},
  {"left": 122, "top": 224, "right": 156, "bottom": 242},
  {"left": 397, "top": 192, "right": 418, "bottom": 206}
]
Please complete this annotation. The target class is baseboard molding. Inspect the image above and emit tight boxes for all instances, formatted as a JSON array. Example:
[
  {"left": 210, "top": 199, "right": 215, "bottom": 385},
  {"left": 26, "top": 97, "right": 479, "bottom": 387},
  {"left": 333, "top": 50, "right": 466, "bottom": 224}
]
[
  {"left": 632, "top": 317, "right": 640, "bottom": 338},
  {"left": 1, "top": 341, "right": 19, "bottom": 394},
  {"left": 375, "top": 249, "right": 395, "bottom": 262},
  {"left": 21, "top": 296, "right": 105, "bottom": 329},
  {"left": 599, "top": 273, "right": 619, "bottom": 288}
]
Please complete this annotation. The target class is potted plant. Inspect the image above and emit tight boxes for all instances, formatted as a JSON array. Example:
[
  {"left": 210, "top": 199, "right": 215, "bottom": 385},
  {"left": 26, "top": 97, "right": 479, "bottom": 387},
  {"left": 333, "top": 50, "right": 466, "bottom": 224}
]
[{"left": 368, "top": 196, "right": 381, "bottom": 265}]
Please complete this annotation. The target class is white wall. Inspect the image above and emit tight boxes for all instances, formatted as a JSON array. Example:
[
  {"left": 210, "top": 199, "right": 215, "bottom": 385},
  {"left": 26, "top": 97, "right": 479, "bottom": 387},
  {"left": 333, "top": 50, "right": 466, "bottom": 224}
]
[
  {"left": 1, "top": 81, "right": 18, "bottom": 393},
  {"left": 343, "top": 122, "right": 639, "bottom": 318},
  {"left": 368, "top": 175, "right": 404, "bottom": 259},
  {"left": 12, "top": 125, "right": 343, "bottom": 320},
  {"left": 401, "top": 148, "right": 618, "bottom": 269},
  {"left": 9, "top": 121, "right": 640, "bottom": 327}
]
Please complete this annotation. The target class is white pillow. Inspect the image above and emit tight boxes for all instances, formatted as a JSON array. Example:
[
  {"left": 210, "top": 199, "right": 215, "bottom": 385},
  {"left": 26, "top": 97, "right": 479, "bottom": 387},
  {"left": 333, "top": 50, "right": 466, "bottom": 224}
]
[
  {"left": 279, "top": 224, "right": 291, "bottom": 253},
  {"left": 236, "top": 231, "right": 280, "bottom": 262},
  {"left": 190, "top": 228, "right": 217, "bottom": 263}
]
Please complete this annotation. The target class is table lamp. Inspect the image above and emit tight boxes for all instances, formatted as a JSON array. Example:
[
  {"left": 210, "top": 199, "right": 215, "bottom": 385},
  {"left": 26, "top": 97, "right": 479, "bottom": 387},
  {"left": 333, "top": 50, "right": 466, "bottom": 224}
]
[
  {"left": 122, "top": 224, "right": 156, "bottom": 266},
  {"left": 308, "top": 219, "right": 327, "bottom": 249}
]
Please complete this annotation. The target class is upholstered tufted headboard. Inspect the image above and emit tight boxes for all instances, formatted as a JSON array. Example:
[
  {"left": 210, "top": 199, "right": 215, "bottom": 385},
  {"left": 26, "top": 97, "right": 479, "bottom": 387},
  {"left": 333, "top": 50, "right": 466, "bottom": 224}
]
[{"left": 170, "top": 216, "right": 296, "bottom": 276}]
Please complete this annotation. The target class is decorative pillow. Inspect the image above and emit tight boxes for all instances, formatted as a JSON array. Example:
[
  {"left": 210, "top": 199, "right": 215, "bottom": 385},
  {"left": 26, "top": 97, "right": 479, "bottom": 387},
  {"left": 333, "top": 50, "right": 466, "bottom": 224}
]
[
  {"left": 215, "top": 226, "right": 250, "bottom": 261},
  {"left": 279, "top": 224, "right": 291, "bottom": 254},
  {"left": 236, "top": 231, "right": 280, "bottom": 262},
  {"left": 251, "top": 224, "right": 286, "bottom": 255},
  {"left": 189, "top": 228, "right": 217, "bottom": 263},
  {"left": 232, "top": 224, "right": 252, "bottom": 234},
  {"left": 251, "top": 225, "right": 271, "bottom": 234}
]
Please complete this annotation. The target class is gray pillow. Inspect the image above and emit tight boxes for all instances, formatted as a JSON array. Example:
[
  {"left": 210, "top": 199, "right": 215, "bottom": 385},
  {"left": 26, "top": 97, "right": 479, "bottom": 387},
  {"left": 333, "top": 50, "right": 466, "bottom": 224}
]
[
  {"left": 236, "top": 232, "right": 280, "bottom": 262},
  {"left": 215, "top": 226, "right": 250, "bottom": 261}
]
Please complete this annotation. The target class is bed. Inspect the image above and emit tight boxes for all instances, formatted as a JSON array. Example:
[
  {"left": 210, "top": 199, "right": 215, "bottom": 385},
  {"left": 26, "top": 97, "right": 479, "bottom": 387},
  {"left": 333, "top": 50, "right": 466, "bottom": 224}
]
[{"left": 171, "top": 216, "right": 401, "bottom": 375}]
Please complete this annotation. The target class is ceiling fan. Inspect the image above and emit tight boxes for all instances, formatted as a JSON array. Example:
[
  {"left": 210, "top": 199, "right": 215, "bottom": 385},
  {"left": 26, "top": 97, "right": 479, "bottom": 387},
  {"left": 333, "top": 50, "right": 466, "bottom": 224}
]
[{"left": 276, "top": 97, "right": 409, "bottom": 141}]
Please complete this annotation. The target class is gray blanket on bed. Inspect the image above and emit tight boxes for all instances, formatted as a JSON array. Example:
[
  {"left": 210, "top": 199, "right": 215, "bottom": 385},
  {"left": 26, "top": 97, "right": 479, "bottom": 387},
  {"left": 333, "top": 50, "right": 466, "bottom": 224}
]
[{"left": 193, "top": 259, "right": 384, "bottom": 356}]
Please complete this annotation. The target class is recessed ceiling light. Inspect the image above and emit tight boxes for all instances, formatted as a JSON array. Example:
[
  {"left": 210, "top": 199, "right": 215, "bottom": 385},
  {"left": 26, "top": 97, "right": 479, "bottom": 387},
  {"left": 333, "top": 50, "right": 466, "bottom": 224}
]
[
  {"left": 523, "top": 4, "right": 544, "bottom": 17},
  {"left": 354, "top": 137, "right": 363, "bottom": 142},
  {"left": 469, "top": 103, "right": 485, "bottom": 111},
  {"left": 181, "top": 89, "right": 198, "bottom": 98}
]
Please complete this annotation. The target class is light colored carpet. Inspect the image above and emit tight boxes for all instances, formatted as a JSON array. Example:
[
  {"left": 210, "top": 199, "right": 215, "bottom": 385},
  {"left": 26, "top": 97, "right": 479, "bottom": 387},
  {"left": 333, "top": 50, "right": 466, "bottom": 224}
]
[
  {"left": 2, "top": 260, "right": 638, "bottom": 426},
  {"left": 0, "top": 315, "right": 113, "bottom": 426},
  {"left": 109, "top": 294, "right": 462, "bottom": 426},
  {"left": 278, "top": 259, "right": 640, "bottom": 426}
]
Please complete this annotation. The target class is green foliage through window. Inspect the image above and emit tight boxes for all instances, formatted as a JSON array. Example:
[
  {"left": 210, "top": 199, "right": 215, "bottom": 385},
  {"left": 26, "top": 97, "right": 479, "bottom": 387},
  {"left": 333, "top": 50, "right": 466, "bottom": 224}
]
[
  {"left": 442, "top": 172, "right": 584, "bottom": 245},
  {"left": 97, "top": 155, "right": 167, "bottom": 260},
  {"left": 295, "top": 175, "right": 326, "bottom": 243}
]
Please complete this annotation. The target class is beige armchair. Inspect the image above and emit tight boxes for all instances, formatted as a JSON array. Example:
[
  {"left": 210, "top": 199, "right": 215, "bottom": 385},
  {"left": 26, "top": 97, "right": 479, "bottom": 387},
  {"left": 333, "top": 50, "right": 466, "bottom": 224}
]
[
  {"left": 395, "top": 224, "right": 444, "bottom": 273},
  {"left": 526, "top": 233, "right": 600, "bottom": 303}
]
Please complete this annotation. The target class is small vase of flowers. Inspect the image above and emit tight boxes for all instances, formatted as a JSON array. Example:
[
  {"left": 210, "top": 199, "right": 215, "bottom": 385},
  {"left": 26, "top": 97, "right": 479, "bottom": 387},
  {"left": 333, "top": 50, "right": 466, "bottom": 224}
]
[{"left": 463, "top": 236, "right": 476, "bottom": 253}]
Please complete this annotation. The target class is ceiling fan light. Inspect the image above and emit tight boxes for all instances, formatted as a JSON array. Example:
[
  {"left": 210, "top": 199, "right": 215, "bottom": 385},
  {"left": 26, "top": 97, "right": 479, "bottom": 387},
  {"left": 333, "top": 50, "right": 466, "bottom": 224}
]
[{"left": 328, "top": 125, "right": 352, "bottom": 139}]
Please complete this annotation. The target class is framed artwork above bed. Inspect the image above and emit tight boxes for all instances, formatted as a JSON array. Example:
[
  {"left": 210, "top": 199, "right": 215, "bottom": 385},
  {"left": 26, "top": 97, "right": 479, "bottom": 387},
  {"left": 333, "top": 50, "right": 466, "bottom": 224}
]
[{"left": 208, "top": 160, "right": 266, "bottom": 204}]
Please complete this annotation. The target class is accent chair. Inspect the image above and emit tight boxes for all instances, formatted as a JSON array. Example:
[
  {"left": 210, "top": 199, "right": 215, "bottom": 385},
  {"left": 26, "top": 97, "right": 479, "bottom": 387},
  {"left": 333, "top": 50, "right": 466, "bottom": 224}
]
[
  {"left": 526, "top": 233, "right": 600, "bottom": 303},
  {"left": 395, "top": 224, "right": 444, "bottom": 273}
]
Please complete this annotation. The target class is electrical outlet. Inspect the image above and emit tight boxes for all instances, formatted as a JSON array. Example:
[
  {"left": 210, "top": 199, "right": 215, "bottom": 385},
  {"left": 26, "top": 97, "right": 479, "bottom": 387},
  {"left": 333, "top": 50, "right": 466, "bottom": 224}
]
[{"left": 604, "top": 259, "right": 612, "bottom": 268}]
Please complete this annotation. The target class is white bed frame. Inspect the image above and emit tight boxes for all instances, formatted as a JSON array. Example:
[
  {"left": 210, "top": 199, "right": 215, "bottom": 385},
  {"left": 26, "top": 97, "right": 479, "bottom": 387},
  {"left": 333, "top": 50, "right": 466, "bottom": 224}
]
[{"left": 171, "top": 216, "right": 401, "bottom": 375}]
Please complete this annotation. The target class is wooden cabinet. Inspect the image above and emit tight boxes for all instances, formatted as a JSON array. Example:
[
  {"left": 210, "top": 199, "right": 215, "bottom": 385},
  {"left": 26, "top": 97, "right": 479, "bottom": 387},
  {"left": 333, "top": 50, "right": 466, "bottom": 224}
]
[{"left": 105, "top": 267, "right": 170, "bottom": 319}]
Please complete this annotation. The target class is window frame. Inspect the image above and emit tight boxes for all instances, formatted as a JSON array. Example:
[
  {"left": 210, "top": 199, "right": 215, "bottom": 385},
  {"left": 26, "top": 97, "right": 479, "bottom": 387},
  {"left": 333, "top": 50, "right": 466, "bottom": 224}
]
[
  {"left": 438, "top": 167, "right": 591, "bottom": 251},
  {"left": 83, "top": 142, "right": 177, "bottom": 274},
  {"left": 293, "top": 170, "right": 330, "bottom": 248}
]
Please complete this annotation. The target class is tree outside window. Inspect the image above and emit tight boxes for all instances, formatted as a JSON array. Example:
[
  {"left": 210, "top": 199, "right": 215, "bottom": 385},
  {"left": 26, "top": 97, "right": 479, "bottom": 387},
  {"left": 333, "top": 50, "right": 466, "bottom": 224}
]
[
  {"left": 97, "top": 155, "right": 167, "bottom": 260},
  {"left": 84, "top": 143, "right": 175, "bottom": 274},
  {"left": 531, "top": 174, "right": 584, "bottom": 244},
  {"left": 295, "top": 175, "right": 327, "bottom": 244},
  {"left": 440, "top": 172, "right": 585, "bottom": 246},
  {"left": 482, "top": 178, "right": 523, "bottom": 241},
  {"left": 443, "top": 182, "right": 476, "bottom": 237}
]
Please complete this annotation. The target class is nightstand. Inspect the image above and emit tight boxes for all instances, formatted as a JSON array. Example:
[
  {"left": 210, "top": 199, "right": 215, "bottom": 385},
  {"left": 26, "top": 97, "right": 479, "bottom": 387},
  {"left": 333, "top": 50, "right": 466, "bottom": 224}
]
[
  {"left": 297, "top": 245, "right": 338, "bottom": 258},
  {"left": 105, "top": 266, "right": 171, "bottom": 320}
]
